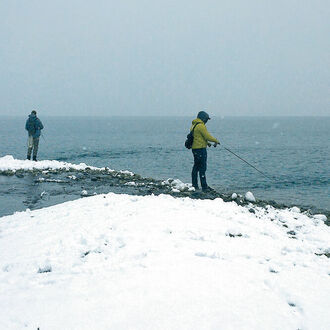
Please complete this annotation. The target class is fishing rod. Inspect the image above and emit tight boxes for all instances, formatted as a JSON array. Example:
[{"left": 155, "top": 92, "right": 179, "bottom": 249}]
[{"left": 215, "top": 143, "right": 275, "bottom": 181}]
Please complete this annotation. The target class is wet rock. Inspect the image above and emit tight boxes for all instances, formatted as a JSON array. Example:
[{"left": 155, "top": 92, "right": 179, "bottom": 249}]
[{"left": 2, "top": 170, "right": 15, "bottom": 176}]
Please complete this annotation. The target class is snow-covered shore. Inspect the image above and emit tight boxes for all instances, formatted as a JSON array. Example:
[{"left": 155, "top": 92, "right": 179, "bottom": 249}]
[
  {"left": 0, "top": 155, "right": 102, "bottom": 172},
  {"left": 0, "top": 193, "right": 329, "bottom": 330},
  {"left": 0, "top": 155, "right": 133, "bottom": 175}
]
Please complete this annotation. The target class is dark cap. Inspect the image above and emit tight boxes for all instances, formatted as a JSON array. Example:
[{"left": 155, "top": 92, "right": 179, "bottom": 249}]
[
  {"left": 197, "top": 111, "right": 210, "bottom": 123},
  {"left": 31, "top": 110, "right": 37, "bottom": 115}
]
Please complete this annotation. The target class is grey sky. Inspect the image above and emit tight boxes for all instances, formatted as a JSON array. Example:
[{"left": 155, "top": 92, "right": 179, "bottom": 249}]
[{"left": 1, "top": 0, "right": 329, "bottom": 116}]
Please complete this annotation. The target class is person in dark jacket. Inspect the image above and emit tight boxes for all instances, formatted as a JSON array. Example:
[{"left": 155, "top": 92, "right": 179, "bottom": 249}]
[
  {"left": 190, "top": 111, "right": 220, "bottom": 191},
  {"left": 25, "top": 110, "right": 44, "bottom": 161}
]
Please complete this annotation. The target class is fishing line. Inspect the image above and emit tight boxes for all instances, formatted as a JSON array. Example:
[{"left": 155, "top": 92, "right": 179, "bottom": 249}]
[
  {"left": 214, "top": 142, "right": 278, "bottom": 182},
  {"left": 223, "top": 146, "right": 275, "bottom": 181}
]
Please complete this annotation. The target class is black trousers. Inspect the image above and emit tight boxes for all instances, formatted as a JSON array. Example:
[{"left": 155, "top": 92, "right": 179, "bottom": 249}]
[{"left": 192, "top": 148, "right": 207, "bottom": 189}]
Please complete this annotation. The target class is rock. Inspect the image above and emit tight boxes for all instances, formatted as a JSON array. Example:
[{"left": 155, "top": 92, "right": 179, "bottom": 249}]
[
  {"left": 231, "top": 193, "right": 237, "bottom": 200},
  {"left": 245, "top": 191, "right": 256, "bottom": 203},
  {"left": 38, "top": 265, "right": 52, "bottom": 273},
  {"left": 227, "top": 233, "right": 243, "bottom": 238}
]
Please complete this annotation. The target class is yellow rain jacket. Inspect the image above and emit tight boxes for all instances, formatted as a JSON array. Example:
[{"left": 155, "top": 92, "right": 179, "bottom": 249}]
[{"left": 190, "top": 118, "right": 219, "bottom": 149}]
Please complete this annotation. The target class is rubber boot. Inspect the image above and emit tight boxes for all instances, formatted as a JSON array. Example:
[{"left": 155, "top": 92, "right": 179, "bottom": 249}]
[{"left": 33, "top": 156, "right": 37, "bottom": 161}]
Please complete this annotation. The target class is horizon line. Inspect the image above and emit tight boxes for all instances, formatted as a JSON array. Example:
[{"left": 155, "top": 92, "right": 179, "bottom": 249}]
[{"left": 1, "top": 114, "right": 330, "bottom": 118}]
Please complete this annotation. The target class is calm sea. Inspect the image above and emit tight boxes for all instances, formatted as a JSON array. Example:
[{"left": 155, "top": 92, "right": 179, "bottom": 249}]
[{"left": 0, "top": 116, "right": 329, "bottom": 215}]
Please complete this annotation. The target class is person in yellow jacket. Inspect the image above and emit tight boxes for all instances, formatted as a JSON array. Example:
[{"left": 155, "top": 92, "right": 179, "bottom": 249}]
[{"left": 190, "top": 111, "right": 220, "bottom": 191}]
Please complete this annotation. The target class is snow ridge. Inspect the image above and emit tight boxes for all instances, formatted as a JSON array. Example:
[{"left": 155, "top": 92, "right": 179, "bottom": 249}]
[
  {"left": 0, "top": 193, "right": 329, "bottom": 329},
  {"left": 0, "top": 155, "right": 134, "bottom": 175}
]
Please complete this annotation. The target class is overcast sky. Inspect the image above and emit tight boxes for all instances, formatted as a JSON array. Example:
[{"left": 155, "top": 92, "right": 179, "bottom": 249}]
[{"left": 0, "top": 0, "right": 329, "bottom": 116}]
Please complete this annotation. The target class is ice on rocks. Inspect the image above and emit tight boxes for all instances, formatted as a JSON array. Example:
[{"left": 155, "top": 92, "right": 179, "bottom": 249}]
[
  {"left": 163, "top": 178, "right": 194, "bottom": 192},
  {"left": 125, "top": 181, "right": 136, "bottom": 186},
  {"left": 245, "top": 191, "right": 256, "bottom": 202}
]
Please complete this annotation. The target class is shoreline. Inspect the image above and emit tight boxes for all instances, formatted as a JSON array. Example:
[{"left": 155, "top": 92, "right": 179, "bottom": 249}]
[{"left": 0, "top": 156, "right": 329, "bottom": 222}]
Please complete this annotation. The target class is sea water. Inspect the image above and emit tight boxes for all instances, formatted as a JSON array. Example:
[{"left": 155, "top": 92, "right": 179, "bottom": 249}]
[{"left": 0, "top": 116, "right": 329, "bottom": 216}]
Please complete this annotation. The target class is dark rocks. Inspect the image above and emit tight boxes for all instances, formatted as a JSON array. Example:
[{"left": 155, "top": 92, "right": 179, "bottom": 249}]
[
  {"left": 38, "top": 265, "right": 52, "bottom": 273},
  {"left": 315, "top": 252, "right": 330, "bottom": 258},
  {"left": 227, "top": 233, "right": 243, "bottom": 238}
]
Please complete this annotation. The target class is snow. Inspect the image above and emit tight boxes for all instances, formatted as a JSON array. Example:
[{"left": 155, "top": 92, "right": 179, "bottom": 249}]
[
  {"left": 231, "top": 193, "right": 238, "bottom": 200},
  {"left": 245, "top": 191, "right": 256, "bottom": 202},
  {"left": 313, "top": 214, "right": 327, "bottom": 221},
  {"left": 0, "top": 193, "right": 329, "bottom": 330},
  {"left": 290, "top": 206, "right": 301, "bottom": 213},
  {"left": 162, "top": 178, "right": 195, "bottom": 192},
  {"left": 0, "top": 155, "right": 134, "bottom": 176},
  {"left": 125, "top": 181, "right": 137, "bottom": 186},
  {"left": 0, "top": 155, "right": 101, "bottom": 172}
]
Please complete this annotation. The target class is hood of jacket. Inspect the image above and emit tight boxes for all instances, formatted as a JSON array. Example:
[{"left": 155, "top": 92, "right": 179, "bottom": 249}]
[
  {"left": 191, "top": 118, "right": 204, "bottom": 126},
  {"left": 28, "top": 114, "right": 37, "bottom": 122}
]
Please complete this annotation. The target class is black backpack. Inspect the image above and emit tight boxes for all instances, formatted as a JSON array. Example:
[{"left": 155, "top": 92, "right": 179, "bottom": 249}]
[{"left": 185, "top": 123, "right": 200, "bottom": 149}]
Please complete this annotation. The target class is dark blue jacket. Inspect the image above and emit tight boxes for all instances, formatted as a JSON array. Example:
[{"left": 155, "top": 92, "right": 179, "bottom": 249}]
[{"left": 25, "top": 114, "right": 44, "bottom": 138}]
